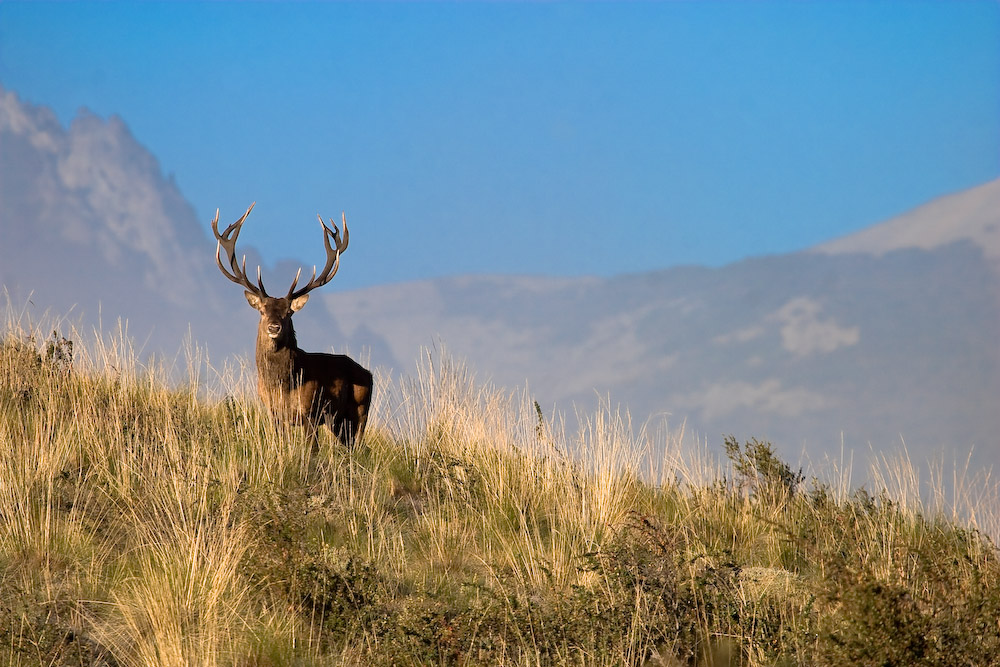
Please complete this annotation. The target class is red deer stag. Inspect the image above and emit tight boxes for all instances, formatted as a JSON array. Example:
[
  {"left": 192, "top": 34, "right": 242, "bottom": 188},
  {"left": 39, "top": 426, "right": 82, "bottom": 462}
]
[{"left": 212, "top": 202, "right": 372, "bottom": 448}]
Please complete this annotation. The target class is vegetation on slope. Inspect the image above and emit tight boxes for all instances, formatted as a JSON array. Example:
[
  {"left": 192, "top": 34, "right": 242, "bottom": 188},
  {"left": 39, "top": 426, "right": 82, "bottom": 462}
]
[{"left": 1, "top": 318, "right": 998, "bottom": 666}]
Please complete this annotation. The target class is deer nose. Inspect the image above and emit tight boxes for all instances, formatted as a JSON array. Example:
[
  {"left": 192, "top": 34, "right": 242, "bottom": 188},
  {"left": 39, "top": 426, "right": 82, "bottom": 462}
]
[{"left": 267, "top": 323, "right": 282, "bottom": 338}]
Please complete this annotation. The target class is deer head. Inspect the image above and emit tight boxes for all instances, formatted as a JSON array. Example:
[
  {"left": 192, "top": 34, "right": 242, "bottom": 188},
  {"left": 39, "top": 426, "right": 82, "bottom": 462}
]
[{"left": 211, "top": 202, "right": 349, "bottom": 349}]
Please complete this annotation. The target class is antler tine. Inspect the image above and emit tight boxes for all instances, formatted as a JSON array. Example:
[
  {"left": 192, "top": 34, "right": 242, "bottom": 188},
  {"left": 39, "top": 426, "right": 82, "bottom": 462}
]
[
  {"left": 211, "top": 202, "right": 269, "bottom": 297},
  {"left": 287, "top": 212, "right": 346, "bottom": 300},
  {"left": 213, "top": 202, "right": 256, "bottom": 244},
  {"left": 315, "top": 213, "right": 349, "bottom": 252},
  {"left": 332, "top": 212, "right": 349, "bottom": 253},
  {"left": 286, "top": 267, "right": 305, "bottom": 297},
  {"left": 340, "top": 212, "right": 349, "bottom": 252},
  {"left": 214, "top": 239, "right": 247, "bottom": 287},
  {"left": 255, "top": 264, "right": 269, "bottom": 296}
]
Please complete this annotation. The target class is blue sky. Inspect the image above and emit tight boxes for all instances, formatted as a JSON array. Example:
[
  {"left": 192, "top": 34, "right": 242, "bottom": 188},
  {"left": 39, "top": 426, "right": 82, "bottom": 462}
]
[{"left": 1, "top": 2, "right": 997, "bottom": 289}]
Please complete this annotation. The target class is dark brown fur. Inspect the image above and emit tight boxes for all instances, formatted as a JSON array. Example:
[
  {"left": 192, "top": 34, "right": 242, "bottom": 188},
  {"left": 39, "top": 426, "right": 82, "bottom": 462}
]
[{"left": 248, "top": 291, "right": 372, "bottom": 447}]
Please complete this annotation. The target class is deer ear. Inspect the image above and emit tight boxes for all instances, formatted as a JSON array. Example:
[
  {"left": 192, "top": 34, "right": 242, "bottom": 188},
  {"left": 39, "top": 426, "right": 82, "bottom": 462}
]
[
  {"left": 245, "top": 291, "right": 263, "bottom": 310},
  {"left": 290, "top": 294, "right": 309, "bottom": 312}
]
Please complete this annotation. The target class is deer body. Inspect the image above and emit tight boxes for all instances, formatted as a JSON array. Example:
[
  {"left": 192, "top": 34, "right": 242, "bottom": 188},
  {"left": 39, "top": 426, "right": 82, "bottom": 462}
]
[
  {"left": 213, "top": 203, "right": 373, "bottom": 448},
  {"left": 249, "top": 292, "right": 371, "bottom": 445}
]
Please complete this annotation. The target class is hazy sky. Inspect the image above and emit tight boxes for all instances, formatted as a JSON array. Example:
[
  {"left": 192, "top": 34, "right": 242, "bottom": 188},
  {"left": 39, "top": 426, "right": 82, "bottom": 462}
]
[{"left": 1, "top": 2, "right": 997, "bottom": 289}]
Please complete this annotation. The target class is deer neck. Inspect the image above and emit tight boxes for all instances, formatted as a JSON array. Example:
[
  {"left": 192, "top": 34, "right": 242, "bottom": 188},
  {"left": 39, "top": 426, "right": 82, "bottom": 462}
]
[{"left": 255, "top": 327, "right": 302, "bottom": 389}]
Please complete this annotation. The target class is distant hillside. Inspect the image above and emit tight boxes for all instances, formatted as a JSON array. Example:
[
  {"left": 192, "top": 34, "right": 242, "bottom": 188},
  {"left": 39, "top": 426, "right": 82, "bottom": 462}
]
[
  {"left": 330, "top": 239, "right": 1000, "bottom": 471},
  {"left": 327, "top": 183, "right": 1000, "bottom": 470},
  {"left": 814, "top": 177, "right": 1000, "bottom": 260},
  {"left": 2, "top": 85, "right": 997, "bottom": 473}
]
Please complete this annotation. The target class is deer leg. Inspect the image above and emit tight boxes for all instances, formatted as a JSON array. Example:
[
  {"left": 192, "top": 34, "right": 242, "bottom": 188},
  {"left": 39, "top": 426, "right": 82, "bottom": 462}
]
[
  {"left": 354, "top": 407, "right": 368, "bottom": 444},
  {"left": 353, "top": 382, "right": 371, "bottom": 445},
  {"left": 308, "top": 421, "right": 322, "bottom": 454},
  {"left": 325, "top": 412, "right": 351, "bottom": 450}
]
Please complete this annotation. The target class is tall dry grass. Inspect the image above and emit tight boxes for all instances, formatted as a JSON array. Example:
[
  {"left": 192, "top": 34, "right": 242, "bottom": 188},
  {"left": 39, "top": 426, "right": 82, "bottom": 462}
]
[{"left": 1, "top": 305, "right": 998, "bottom": 666}]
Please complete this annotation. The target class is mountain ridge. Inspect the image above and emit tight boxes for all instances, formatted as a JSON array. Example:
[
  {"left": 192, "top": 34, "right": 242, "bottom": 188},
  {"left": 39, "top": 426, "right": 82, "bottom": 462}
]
[
  {"left": 2, "top": 87, "right": 997, "bottom": 473},
  {"left": 813, "top": 177, "right": 1000, "bottom": 260}
]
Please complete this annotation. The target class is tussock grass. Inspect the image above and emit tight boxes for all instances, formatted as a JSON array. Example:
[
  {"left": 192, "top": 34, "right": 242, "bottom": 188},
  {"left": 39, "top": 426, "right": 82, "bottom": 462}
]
[{"left": 1, "top": 309, "right": 998, "bottom": 666}]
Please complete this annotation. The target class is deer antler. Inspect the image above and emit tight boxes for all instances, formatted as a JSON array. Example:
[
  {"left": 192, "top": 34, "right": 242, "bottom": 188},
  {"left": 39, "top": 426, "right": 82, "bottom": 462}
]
[
  {"left": 213, "top": 205, "right": 350, "bottom": 301},
  {"left": 211, "top": 202, "right": 271, "bottom": 297},
  {"left": 287, "top": 212, "right": 349, "bottom": 300}
]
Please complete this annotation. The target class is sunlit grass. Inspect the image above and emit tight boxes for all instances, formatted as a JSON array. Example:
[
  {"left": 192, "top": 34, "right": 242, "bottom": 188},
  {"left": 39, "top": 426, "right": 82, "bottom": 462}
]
[{"left": 1, "top": 306, "right": 998, "bottom": 665}]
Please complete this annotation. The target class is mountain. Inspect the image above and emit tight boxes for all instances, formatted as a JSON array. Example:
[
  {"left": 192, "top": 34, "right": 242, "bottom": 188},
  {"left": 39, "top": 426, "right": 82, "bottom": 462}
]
[
  {"left": 1, "top": 85, "right": 997, "bottom": 474},
  {"left": 329, "top": 240, "right": 999, "bottom": 471},
  {"left": 0, "top": 85, "right": 328, "bottom": 369},
  {"left": 0, "top": 88, "right": 212, "bottom": 301},
  {"left": 327, "top": 183, "right": 1000, "bottom": 469},
  {"left": 814, "top": 178, "right": 1000, "bottom": 261},
  {"left": 0, "top": 85, "right": 232, "bottom": 356}
]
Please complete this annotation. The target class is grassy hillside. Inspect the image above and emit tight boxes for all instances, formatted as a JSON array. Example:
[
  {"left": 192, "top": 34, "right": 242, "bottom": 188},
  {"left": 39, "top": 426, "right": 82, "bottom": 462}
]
[{"left": 1, "top": 316, "right": 998, "bottom": 666}]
